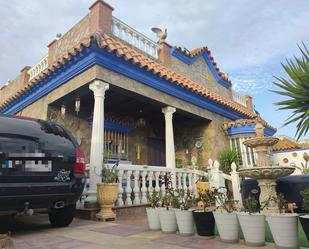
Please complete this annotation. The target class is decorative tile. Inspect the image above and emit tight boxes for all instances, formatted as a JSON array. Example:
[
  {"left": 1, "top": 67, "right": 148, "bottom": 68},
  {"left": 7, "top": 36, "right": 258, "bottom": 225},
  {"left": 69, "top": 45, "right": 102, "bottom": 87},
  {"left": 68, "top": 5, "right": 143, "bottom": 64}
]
[{"left": 91, "top": 224, "right": 148, "bottom": 237}]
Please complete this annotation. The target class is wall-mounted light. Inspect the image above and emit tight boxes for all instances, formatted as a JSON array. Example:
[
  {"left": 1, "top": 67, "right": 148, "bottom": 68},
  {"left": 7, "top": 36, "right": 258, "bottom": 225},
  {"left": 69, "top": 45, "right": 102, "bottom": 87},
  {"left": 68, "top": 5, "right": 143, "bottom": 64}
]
[
  {"left": 61, "top": 105, "right": 66, "bottom": 118},
  {"left": 75, "top": 97, "right": 80, "bottom": 115}
]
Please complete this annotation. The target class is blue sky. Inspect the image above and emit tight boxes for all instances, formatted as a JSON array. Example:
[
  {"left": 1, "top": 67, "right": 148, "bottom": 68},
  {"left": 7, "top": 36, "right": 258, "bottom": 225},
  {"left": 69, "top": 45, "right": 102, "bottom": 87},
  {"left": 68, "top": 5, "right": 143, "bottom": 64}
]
[{"left": 0, "top": 0, "right": 308, "bottom": 139}]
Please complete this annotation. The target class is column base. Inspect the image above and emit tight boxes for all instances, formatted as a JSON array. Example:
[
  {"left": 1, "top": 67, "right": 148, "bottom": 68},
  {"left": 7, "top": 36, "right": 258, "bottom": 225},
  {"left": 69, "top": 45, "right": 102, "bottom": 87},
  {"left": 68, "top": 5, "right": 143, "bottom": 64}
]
[{"left": 84, "top": 190, "right": 99, "bottom": 208}]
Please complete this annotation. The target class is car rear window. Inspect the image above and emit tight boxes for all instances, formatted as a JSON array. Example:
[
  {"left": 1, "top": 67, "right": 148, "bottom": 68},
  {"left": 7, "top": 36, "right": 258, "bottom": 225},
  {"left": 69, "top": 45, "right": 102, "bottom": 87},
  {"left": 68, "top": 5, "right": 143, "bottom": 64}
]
[{"left": 0, "top": 116, "right": 76, "bottom": 156}]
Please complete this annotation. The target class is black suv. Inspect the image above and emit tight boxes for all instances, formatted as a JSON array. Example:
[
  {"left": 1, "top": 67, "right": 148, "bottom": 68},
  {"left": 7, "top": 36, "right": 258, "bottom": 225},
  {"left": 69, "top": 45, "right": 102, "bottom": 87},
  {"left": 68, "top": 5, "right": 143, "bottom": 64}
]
[{"left": 0, "top": 115, "right": 86, "bottom": 227}]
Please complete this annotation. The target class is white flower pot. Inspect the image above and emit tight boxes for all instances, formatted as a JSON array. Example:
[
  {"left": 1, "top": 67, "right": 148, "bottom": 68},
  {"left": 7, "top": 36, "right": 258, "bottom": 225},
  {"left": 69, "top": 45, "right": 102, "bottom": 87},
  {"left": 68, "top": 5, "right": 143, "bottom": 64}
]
[
  {"left": 237, "top": 212, "right": 265, "bottom": 246},
  {"left": 266, "top": 213, "right": 299, "bottom": 249},
  {"left": 175, "top": 209, "right": 195, "bottom": 236},
  {"left": 146, "top": 208, "right": 161, "bottom": 230},
  {"left": 214, "top": 212, "right": 239, "bottom": 243},
  {"left": 158, "top": 208, "right": 177, "bottom": 233}
]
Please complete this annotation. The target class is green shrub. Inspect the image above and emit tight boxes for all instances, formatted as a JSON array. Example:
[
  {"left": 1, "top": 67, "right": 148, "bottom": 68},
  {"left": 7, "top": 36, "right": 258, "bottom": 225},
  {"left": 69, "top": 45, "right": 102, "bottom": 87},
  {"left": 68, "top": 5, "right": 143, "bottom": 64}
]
[{"left": 219, "top": 148, "right": 241, "bottom": 174}]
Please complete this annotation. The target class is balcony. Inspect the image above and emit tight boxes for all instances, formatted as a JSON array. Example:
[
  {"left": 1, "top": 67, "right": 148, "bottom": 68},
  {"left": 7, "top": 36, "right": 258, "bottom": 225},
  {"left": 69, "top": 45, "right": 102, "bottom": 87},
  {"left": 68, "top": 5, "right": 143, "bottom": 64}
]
[
  {"left": 111, "top": 16, "right": 160, "bottom": 59},
  {"left": 28, "top": 55, "right": 48, "bottom": 81},
  {"left": 232, "top": 90, "right": 247, "bottom": 107}
]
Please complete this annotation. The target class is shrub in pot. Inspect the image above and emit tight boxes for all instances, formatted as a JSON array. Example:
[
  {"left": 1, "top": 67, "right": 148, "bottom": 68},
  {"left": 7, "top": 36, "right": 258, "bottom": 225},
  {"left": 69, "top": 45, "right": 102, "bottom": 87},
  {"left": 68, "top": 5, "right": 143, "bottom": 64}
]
[
  {"left": 213, "top": 187, "right": 239, "bottom": 243},
  {"left": 300, "top": 188, "right": 309, "bottom": 242},
  {"left": 237, "top": 194, "right": 268, "bottom": 247},
  {"left": 266, "top": 193, "right": 299, "bottom": 249},
  {"left": 193, "top": 188, "right": 216, "bottom": 237},
  {"left": 96, "top": 162, "right": 118, "bottom": 220},
  {"left": 146, "top": 191, "right": 162, "bottom": 230},
  {"left": 174, "top": 189, "right": 195, "bottom": 236},
  {"left": 158, "top": 173, "right": 178, "bottom": 233}
]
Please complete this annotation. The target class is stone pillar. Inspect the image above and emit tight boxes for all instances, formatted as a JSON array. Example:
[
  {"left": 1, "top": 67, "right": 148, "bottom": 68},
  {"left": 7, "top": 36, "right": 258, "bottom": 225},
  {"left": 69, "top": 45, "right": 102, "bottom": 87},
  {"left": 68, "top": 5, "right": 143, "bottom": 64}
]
[
  {"left": 158, "top": 42, "right": 172, "bottom": 67},
  {"left": 245, "top": 95, "right": 253, "bottom": 112},
  {"left": 85, "top": 80, "right": 109, "bottom": 206},
  {"left": 89, "top": 0, "right": 114, "bottom": 34},
  {"left": 162, "top": 106, "right": 176, "bottom": 188}
]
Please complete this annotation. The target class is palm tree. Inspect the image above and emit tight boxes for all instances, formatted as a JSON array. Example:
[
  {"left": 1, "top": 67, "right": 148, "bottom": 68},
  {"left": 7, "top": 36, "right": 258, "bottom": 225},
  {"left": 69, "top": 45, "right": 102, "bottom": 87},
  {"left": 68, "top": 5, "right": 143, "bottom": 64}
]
[{"left": 273, "top": 43, "right": 309, "bottom": 139}]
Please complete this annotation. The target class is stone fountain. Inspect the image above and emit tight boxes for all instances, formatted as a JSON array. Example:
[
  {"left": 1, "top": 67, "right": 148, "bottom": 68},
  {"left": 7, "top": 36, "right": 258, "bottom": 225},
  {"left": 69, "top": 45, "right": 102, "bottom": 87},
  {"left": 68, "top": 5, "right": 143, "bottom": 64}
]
[{"left": 238, "top": 123, "right": 295, "bottom": 212}]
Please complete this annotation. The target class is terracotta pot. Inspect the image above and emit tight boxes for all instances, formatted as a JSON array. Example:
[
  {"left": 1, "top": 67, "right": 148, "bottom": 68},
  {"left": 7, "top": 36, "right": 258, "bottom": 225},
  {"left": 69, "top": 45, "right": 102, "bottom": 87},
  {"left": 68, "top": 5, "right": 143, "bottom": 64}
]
[
  {"left": 96, "top": 183, "right": 118, "bottom": 220},
  {"left": 0, "top": 234, "right": 14, "bottom": 249}
]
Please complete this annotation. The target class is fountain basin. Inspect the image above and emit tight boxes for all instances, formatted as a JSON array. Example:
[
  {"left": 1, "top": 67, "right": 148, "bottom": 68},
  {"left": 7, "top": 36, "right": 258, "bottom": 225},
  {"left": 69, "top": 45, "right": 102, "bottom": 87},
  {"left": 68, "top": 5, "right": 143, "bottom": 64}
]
[
  {"left": 238, "top": 166, "right": 295, "bottom": 179},
  {"left": 243, "top": 137, "right": 279, "bottom": 148}
]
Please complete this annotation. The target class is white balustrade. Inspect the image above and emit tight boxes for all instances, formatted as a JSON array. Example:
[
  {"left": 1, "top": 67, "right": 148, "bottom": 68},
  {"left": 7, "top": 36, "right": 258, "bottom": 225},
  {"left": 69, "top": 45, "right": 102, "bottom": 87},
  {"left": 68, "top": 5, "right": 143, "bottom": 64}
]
[
  {"left": 125, "top": 170, "right": 132, "bottom": 205},
  {"left": 111, "top": 17, "right": 160, "bottom": 59},
  {"left": 117, "top": 169, "right": 124, "bottom": 206},
  {"left": 28, "top": 55, "right": 48, "bottom": 81},
  {"left": 232, "top": 90, "right": 247, "bottom": 107}
]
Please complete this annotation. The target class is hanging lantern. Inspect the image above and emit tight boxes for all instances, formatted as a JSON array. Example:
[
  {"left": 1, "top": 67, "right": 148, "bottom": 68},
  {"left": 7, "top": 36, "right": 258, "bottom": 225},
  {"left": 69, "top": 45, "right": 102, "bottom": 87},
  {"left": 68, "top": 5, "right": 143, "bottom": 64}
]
[
  {"left": 136, "top": 117, "right": 146, "bottom": 128},
  {"left": 60, "top": 105, "right": 66, "bottom": 118},
  {"left": 75, "top": 97, "right": 80, "bottom": 115}
]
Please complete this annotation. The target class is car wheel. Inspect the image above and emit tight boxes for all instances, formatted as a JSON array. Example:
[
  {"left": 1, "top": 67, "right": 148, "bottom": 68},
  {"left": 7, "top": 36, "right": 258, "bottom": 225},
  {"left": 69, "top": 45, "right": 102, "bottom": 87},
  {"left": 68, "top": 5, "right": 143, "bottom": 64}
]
[{"left": 48, "top": 204, "right": 76, "bottom": 227}]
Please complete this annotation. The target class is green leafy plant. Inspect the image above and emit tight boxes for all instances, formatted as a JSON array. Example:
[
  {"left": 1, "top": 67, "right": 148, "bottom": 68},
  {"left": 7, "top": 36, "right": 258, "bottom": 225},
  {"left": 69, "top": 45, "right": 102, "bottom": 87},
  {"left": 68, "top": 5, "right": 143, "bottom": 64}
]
[
  {"left": 197, "top": 175, "right": 209, "bottom": 182},
  {"left": 213, "top": 187, "right": 238, "bottom": 213},
  {"left": 101, "top": 163, "right": 118, "bottom": 183},
  {"left": 272, "top": 43, "right": 309, "bottom": 139},
  {"left": 147, "top": 191, "right": 161, "bottom": 208},
  {"left": 243, "top": 195, "right": 260, "bottom": 214},
  {"left": 197, "top": 188, "right": 216, "bottom": 212},
  {"left": 268, "top": 193, "right": 288, "bottom": 213},
  {"left": 219, "top": 148, "right": 241, "bottom": 174},
  {"left": 174, "top": 189, "right": 195, "bottom": 210},
  {"left": 300, "top": 188, "right": 309, "bottom": 212},
  {"left": 176, "top": 158, "right": 183, "bottom": 169},
  {"left": 160, "top": 173, "right": 174, "bottom": 210}
]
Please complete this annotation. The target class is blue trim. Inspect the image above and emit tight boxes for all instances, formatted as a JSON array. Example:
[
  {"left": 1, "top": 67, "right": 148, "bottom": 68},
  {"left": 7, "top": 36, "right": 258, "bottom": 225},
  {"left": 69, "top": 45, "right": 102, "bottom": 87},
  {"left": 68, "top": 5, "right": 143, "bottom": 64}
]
[
  {"left": 1, "top": 44, "right": 255, "bottom": 121},
  {"left": 227, "top": 123, "right": 276, "bottom": 136},
  {"left": 272, "top": 147, "right": 309, "bottom": 154},
  {"left": 170, "top": 48, "right": 232, "bottom": 89}
]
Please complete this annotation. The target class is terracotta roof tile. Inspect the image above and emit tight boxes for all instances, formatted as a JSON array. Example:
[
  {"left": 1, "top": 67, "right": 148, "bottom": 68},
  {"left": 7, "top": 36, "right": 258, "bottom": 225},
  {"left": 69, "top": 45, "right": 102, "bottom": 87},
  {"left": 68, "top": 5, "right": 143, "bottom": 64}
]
[
  {"left": 225, "top": 117, "right": 277, "bottom": 131},
  {"left": 273, "top": 138, "right": 299, "bottom": 151},
  {"left": 175, "top": 46, "right": 231, "bottom": 83},
  {"left": 0, "top": 33, "right": 257, "bottom": 119}
]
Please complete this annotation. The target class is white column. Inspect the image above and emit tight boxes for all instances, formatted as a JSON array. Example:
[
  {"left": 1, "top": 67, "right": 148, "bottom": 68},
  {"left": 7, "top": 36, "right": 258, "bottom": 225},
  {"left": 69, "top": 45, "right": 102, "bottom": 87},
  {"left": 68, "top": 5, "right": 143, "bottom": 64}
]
[
  {"left": 117, "top": 170, "right": 124, "bottom": 206},
  {"left": 125, "top": 170, "right": 133, "bottom": 205},
  {"left": 141, "top": 171, "right": 148, "bottom": 204},
  {"left": 231, "top": 163, "right": 242, "bottom": 205},
  {"left": 133, "top": 170, "right": 141, "bottom": 204},
  {"left": 85, "top": 80, "right": 109, "bottom": 205},
  {"left": 162, "top": 106, "right": 176, "bottom": 188}
]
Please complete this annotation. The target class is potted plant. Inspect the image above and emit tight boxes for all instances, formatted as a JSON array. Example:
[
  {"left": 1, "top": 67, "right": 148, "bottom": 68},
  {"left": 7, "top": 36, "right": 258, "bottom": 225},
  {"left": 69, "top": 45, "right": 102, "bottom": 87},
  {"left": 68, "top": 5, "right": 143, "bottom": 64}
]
[
  {"left": 158, "top": 173, "right": 178, "bottom": 233},
  {"left": 146, "top": 191, "right": 161, "bottom": 230},
  {"left": 213, "top": 187, "right": 239, "bottom": 243},
  {"left": 174, "top": 189, "right": 195, "bottom": 236},
  {"left": 300, "top": 188, "right": 309, "bottom": 241},
  {"left": 266, "top": 193, "right": 299, "bottom": 249},
  {"left": 237, "top": 194, "right": 268, "bottom": 247},
  {"left": 96, "top": 162, "right": 118, "bottom": 220},
  {"left": 193, "top": 188, "right": 216, "bottom": 237},
  {"left": 196, "top": 175, "right": 209, "bottom": 194}
]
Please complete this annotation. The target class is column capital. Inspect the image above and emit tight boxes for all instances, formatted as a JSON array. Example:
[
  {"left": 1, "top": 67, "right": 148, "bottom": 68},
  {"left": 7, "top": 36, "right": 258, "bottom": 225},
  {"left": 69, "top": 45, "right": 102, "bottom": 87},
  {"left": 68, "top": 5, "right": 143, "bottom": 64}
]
[
  {"left": 162, "top": 106, "right": 176, "bottom": 116},
  {"left": 89, "top": 80, "right": 109, "bottom": 97}
]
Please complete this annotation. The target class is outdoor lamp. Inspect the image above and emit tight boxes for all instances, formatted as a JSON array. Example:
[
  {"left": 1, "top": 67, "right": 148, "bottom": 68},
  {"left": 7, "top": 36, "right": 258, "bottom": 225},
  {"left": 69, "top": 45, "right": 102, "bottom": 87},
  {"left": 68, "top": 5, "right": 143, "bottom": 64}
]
[{"left": 75, "top": 97, "right": 80, "bottom": 115}]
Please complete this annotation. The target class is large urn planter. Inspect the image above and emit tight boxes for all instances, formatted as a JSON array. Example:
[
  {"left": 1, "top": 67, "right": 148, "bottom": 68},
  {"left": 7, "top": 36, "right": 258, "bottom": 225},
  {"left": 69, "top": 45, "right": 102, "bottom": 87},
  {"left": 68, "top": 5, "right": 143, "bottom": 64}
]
[
  {"left": 175, "top": 209, "right": 195, "bottom": 236},
  {"left": 158, "top": 208, "right": 177, "bottom": 233},
  {"left": 213, "top": 212, "right": 239, "bottom": 243},
  {"left": 237, "top": 212, "right": 265, "bottom": 247},
  {"left": 192, "top": 210, "right": 215, "bottom": 237},
  {"left": 299, "top": 215, "right": 309, "bottom": 242},
  {"left": 96, "top": 183, "right": 118, "bottom": 220},
  {"left": 146, "top": 208, "right": 161, "bottom": 230},
  {"left": 266, "top": 213, "right": 299, "bottom": 249}
]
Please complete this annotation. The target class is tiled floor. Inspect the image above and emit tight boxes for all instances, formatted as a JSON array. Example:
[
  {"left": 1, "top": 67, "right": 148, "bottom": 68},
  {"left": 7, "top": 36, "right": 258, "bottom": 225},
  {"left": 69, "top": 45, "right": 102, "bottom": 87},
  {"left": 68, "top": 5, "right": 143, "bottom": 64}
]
[{"left": 5, "top": 213, "right": 305, "bottom": 249}]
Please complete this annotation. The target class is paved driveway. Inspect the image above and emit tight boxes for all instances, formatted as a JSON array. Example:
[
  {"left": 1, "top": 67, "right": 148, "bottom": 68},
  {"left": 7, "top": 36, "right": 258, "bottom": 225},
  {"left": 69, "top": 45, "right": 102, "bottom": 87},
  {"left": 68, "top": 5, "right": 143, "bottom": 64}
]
[{"left": 5, "top": 214, "right": 302, "bottom": 249}]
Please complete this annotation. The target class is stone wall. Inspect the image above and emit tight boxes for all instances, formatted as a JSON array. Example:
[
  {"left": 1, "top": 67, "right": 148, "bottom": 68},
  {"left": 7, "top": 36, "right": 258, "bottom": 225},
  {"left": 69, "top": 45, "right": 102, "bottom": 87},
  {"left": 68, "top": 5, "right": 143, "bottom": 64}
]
[
  {"left": 174, "top": 116, "right": 230, "bottom": 170},
  {"left": 170, "top": 56, "right": 231, "bottom": 99}
]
